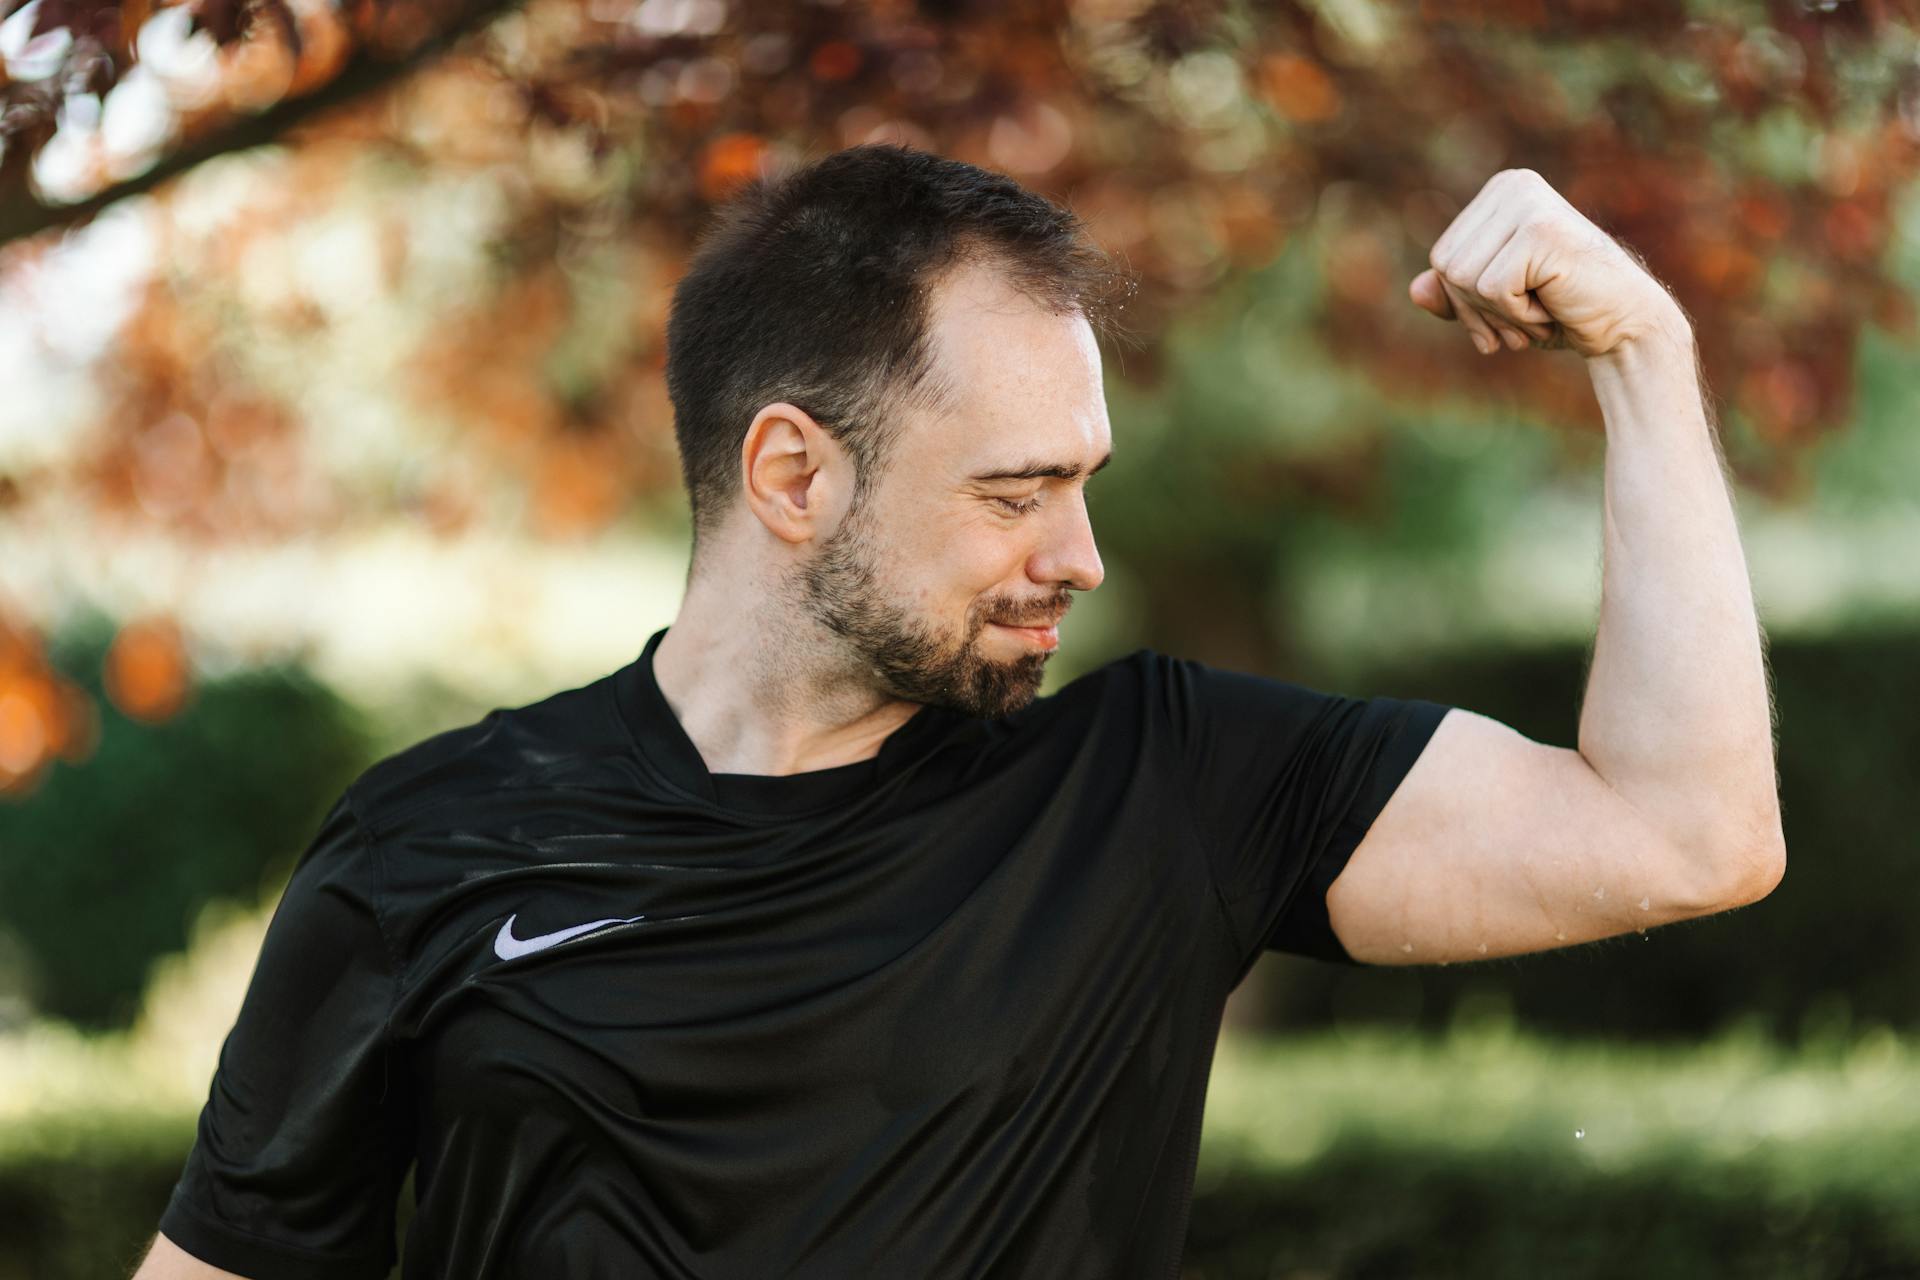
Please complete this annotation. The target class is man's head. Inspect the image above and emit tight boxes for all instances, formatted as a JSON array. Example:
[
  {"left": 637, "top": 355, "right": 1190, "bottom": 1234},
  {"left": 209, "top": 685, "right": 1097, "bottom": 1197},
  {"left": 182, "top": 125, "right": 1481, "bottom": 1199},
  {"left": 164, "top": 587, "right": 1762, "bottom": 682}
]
[{"left": 663, "top": 142, "right": 1137, "bottom": 719}]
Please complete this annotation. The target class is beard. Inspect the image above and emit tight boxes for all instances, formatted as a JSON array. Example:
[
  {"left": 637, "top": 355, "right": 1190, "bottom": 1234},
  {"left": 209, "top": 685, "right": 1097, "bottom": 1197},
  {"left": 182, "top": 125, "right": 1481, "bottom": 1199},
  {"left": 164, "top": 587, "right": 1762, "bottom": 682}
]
[{"left": 792, "top": 490, "right": 1064, "bottom": 721}]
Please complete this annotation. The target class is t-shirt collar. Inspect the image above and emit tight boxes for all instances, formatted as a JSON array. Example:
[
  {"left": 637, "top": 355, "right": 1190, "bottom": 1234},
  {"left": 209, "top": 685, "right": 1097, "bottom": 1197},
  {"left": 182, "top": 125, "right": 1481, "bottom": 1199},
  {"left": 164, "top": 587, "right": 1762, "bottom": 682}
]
[{"left": 614, "top": 626, "right": 963, "bottom": 816}]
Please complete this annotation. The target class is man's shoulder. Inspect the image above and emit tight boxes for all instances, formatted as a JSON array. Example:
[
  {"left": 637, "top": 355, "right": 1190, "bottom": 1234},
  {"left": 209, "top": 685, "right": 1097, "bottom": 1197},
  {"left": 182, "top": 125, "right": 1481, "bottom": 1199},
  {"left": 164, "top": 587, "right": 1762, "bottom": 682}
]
[
  {"left": 997, "top": 646, "right": 1159, "bottom": 734},
  {"left": 1053, "top": 645, "right": 1164, "bottom": 699},
  {"left": 346, "top": 670, "right": 634, "bottom": 838}
]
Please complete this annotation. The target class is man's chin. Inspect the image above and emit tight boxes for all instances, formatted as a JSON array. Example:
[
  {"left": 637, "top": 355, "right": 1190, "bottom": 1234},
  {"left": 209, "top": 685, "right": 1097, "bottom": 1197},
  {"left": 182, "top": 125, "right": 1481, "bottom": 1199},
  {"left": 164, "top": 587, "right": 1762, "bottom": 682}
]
[{"left": 949, "top": 654, "right": 1049, "bottom": 719}]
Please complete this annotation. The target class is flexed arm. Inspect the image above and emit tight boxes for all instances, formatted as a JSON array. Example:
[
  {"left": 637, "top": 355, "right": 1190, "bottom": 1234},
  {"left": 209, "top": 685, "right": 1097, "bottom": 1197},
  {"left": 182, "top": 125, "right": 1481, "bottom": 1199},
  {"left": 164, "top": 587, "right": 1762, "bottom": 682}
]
[{"left": 1320, "top": 170, "right": 1784, "bottom": 965}]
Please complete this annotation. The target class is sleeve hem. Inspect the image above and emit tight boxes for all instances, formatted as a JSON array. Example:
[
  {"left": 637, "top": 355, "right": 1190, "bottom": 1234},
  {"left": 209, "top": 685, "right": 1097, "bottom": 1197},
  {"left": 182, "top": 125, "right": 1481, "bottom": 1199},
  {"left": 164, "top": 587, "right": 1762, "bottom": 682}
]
[
  {"left": 1277, "top": 698, "right": 1453, "bottom": 966},
  {"left": 159, "top": 1189, "right": 394, "bottom": 1280}
]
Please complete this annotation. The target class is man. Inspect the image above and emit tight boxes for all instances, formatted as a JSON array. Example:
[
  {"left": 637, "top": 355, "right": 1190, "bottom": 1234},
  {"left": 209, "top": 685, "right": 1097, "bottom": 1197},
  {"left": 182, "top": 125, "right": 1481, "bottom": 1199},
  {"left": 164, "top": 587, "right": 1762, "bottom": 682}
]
[{"left": 135, "top": 144, "right": 1783, "bottom": 1279}]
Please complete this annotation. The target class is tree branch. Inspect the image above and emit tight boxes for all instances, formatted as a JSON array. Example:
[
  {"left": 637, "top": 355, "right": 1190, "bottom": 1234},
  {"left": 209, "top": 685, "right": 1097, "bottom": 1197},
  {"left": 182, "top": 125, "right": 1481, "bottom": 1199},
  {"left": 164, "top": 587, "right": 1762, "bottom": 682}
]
[{"left": 0, "top": 0, "right": 530, "bottom": 250}]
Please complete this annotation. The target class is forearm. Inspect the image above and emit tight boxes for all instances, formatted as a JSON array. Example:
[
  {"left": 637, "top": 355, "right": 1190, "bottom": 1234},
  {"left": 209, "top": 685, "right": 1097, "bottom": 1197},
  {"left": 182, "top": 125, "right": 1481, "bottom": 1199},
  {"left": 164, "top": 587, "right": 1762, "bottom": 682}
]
[{"left": 1576, "top": 311, "right": 1784, "bottom": 898}]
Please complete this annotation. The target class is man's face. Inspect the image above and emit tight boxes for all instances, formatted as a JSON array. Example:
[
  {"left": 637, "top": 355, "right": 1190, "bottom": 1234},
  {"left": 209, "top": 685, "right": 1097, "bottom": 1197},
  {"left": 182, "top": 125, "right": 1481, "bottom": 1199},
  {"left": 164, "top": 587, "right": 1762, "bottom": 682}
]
[{"left": 793, "top": 263, "right": 1111, "bottom": 720}]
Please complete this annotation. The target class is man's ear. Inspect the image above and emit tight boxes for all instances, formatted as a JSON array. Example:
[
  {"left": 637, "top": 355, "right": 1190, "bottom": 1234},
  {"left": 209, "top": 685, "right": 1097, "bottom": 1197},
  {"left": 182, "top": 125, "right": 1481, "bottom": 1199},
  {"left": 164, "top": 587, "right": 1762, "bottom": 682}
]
[{"left": 739, "top": 402, "right": 850, "bottom": 545}]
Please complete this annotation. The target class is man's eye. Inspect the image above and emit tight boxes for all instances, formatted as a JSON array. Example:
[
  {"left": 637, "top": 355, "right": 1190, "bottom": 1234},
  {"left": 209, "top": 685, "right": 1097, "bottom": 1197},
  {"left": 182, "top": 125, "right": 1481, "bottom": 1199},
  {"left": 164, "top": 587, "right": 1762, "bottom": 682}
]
[{"left": 992, "top": 494, "right": 1044, "bottom": 515}]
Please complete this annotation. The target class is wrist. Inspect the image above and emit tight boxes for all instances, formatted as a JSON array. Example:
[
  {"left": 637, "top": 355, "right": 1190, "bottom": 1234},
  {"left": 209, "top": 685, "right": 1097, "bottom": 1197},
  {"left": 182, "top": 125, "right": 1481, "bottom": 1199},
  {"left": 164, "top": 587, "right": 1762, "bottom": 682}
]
[
  {"left": 1585, "top": 304, "right": 1696, "bottom": 379},
  {"left": 1582, "top": 303, "right": 1710, "bottom": 436}
]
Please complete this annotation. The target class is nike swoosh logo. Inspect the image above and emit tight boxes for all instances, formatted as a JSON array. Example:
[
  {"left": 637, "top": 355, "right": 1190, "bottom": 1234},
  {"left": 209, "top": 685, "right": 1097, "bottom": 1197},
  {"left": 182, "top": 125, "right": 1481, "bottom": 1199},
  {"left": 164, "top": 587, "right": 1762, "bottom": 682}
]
[{"left": 494, "top": 912, "right": 646, "bottom": 961}]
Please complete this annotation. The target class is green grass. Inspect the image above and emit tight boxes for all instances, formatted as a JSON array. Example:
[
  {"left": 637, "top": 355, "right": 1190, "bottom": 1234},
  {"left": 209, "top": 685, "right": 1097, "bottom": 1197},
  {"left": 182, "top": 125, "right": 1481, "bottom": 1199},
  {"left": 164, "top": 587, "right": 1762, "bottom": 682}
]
[
  {"left": 1186, "top": 1015, "right": 1920, "bottom": 1277},
  {"left": 1206, "top": 1015, "right": 1919, "bottom": 1192}
]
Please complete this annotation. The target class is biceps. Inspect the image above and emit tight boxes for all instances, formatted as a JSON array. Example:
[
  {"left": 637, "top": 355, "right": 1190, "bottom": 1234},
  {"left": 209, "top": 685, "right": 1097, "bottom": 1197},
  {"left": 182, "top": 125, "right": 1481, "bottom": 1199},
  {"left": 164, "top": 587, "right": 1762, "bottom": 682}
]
[{"left": 1322, "top": 708, "right": 1714, "bottom": 966}]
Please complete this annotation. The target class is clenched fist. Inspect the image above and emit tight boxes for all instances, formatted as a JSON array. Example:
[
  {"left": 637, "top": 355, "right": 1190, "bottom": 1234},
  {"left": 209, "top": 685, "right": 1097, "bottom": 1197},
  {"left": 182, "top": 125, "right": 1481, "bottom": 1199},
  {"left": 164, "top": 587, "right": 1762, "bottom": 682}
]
[{"left": 1408, "top": 169, "right": 1689, "bottom": 360}]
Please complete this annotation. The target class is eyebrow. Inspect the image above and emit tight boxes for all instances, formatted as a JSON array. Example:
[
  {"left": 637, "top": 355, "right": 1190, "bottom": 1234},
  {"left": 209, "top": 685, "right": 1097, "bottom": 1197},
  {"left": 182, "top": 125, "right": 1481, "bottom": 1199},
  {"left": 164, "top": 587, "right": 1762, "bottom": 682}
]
[{"left": 968, "top": 451, "right": 1114, "bottom": 483}]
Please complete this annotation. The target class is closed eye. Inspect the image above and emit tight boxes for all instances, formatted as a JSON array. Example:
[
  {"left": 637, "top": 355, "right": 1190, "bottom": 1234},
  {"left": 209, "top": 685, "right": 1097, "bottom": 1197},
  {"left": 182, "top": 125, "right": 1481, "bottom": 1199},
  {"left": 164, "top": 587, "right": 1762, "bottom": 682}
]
[{"left": 992, "top": 484, "right": 1101, "bottom": 516}]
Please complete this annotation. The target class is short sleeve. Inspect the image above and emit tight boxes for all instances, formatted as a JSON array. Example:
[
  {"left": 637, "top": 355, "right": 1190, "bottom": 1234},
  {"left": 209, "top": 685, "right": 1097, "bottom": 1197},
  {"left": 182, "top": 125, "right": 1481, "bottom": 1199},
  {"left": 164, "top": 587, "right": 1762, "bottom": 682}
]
[
  {"left": 158, "top": 790, "right": 415, "bottom": 1280},
  {"left": 1141, "top": 651, "right": 1452, "bottom": 968}
]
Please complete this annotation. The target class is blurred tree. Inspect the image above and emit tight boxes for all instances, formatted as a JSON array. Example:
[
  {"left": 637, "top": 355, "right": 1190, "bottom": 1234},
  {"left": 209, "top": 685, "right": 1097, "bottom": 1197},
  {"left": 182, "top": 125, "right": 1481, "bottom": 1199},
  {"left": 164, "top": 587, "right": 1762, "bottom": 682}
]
[
  {"left": 4, "top": 0, "right": 1920, "bottom": 788},
  {"left": 0, "top": 609, "right": 374, "bottom": 1026}
]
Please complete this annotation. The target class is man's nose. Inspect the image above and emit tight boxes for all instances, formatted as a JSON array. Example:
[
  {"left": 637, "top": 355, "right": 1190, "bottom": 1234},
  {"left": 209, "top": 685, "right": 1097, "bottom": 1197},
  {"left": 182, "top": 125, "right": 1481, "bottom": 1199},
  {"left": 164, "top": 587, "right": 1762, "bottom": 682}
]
[{"left": 1034, "top": 488, "right": 1103, "bottom": 593}]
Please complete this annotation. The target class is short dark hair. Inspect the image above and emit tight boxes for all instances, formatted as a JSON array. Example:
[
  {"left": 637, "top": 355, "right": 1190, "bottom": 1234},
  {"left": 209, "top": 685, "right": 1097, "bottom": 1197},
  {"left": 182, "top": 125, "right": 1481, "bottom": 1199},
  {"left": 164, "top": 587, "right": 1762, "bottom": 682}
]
[{"left": 663, "top": 141, "right": 1138, "bottom": 568}]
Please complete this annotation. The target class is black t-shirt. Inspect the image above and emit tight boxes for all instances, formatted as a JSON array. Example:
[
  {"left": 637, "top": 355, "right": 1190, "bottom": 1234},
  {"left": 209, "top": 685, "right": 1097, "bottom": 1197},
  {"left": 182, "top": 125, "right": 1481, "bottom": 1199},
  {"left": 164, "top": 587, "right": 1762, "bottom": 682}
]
[{"left": 159, "top": 626, "right": 1451, "bottom": 1280}]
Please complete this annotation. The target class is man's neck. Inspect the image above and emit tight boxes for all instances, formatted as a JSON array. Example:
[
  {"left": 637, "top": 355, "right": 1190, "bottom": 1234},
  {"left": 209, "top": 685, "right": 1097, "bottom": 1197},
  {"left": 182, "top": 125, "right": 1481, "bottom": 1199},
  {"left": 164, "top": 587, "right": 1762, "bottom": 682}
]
[{"left": 649, "top": 594, "right": 923, "bottom": 778}]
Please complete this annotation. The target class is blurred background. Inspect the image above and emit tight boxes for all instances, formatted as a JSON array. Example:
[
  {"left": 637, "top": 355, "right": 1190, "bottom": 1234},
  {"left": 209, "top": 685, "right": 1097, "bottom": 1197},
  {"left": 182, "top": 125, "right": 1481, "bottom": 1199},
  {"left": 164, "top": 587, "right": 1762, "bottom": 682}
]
[{"left": 2, "top": 0, "right": 1917, "bottom": 1276}]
